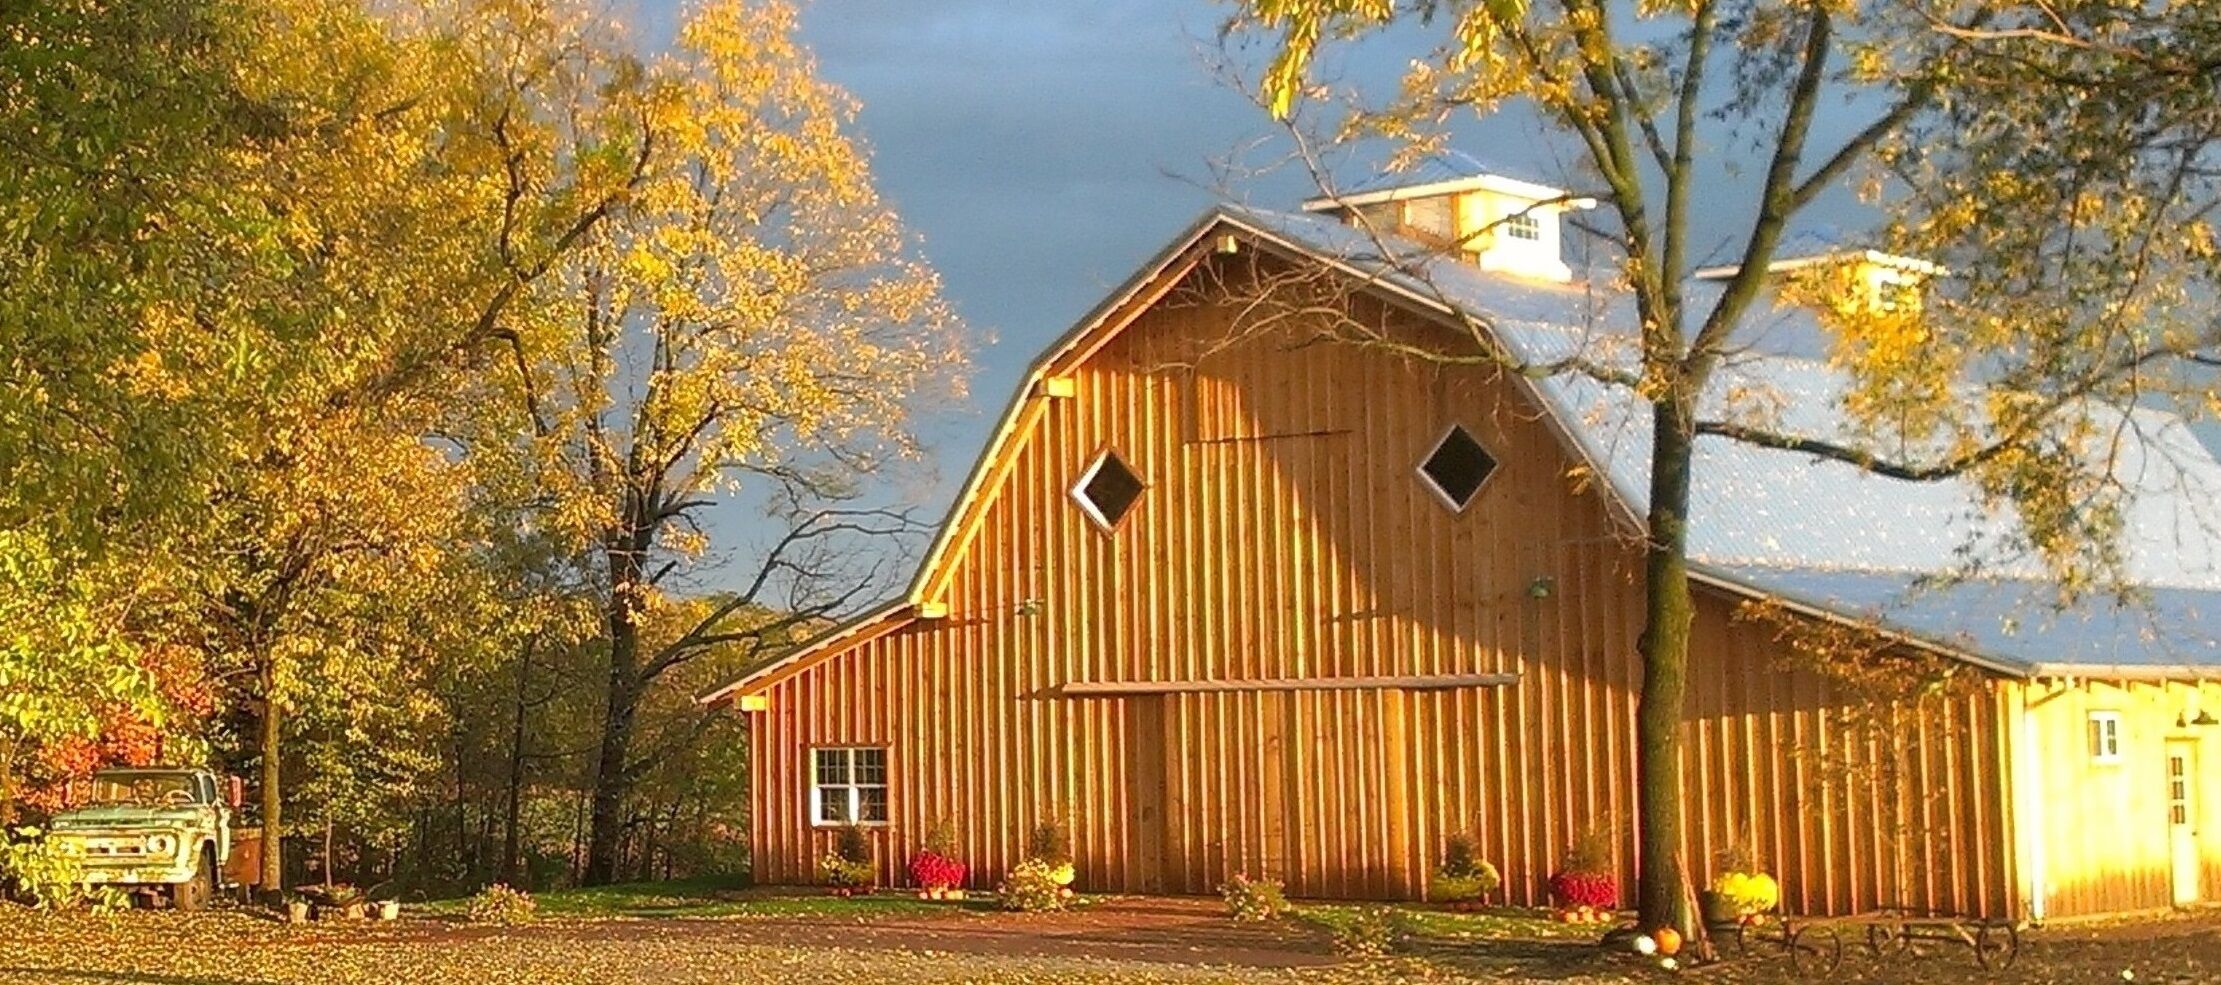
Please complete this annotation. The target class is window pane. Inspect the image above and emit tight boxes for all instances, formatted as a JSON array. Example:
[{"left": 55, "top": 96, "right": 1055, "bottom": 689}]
[
  {"left": 818, "top": 788, "right": 851, "bottom": 823},
  {"left": 1420, "top": 426, "right": 1498, "bottom": 510},
  {"left": 1077, "top": 452, "right": 1144, "bottom": 529},
  {"left": 853, "top": 749, "right": 887, "bottom": 785},
  {"left": 857, "top": 785, "right": 889, "bottom": 823},
  {"left": 815, "top": 749, "right": 850, "bottom": 786}
]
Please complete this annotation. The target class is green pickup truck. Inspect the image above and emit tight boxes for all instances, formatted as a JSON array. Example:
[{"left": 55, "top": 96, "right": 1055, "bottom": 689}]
[{"left": 46, "top": 767, "right": 251, "bottom": 909}]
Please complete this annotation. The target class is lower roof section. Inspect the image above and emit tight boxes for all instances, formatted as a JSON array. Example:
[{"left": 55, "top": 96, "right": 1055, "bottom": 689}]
[{"left": 1703, "top": 562, "right": 2221, "bottom": 678}]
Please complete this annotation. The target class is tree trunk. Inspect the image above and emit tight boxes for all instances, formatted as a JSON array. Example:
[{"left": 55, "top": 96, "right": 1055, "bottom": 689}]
[
  {"left": 0, "top": 738, "right": 19, "bottom": 826},
  {"left": 257, "top": 658, "right": 285, "bottom": 901},
  {"left": 501, "top": 642, "right": 531, "bottom": 885},
  {"left": 584, "top": 595, "right": 641, "bottom": 885},
  {"left": 1636, "top": 397, "right": 1698, "bottom": 933}
]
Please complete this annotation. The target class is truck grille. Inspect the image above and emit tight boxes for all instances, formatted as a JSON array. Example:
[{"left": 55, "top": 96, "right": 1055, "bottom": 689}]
[{"left": 77, "top": 837, "right": 147, "bottom": 857}]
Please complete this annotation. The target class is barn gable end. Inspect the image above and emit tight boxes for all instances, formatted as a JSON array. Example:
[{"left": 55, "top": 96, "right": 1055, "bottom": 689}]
[{"left": 733, "top": 224, "right": 2013, "bottom": 914}]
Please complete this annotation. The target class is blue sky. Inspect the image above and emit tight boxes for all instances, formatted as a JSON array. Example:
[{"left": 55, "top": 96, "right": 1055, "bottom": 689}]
[
  {"left": 633, "top": 1, "right": 1889, "bottom": 589},
  {"left": 774, "top": 2, "right": 1619, "bottom": 504}
]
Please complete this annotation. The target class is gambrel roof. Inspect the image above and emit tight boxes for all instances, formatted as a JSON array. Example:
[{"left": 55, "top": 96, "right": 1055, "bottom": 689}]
[{"left": 702, "top": 206, "right": 2221, "bottom": 704}]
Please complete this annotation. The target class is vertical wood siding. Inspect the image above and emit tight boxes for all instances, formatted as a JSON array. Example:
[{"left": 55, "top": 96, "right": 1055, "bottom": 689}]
[
  {"left": 2010, "top": 679, "right": 2221, "bottom": 918},
  {"left": 747, "top": 254, "right": 2015, "bottom": 915}
]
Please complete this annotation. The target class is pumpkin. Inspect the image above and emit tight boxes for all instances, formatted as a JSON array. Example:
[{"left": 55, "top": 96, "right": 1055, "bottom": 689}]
[{"left": 1654, "top": 927, "right": 1683, "bottom": 956}]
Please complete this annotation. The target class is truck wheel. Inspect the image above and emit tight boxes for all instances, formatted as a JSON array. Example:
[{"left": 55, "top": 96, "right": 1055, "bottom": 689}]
[{"left": 172, "top": 848, "right": 214, "bottom": 912}]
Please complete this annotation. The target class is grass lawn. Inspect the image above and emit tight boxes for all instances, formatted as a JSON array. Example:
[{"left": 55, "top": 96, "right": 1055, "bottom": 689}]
[
  {"left": 1294, "top": 902, "right": 1604, "bottom": 944},
  {"left": 418, "top": 875, "right": 974, "bottom": 920},
  {"left": 6, "top": 886, "right": 2219, "bottom": 984}
]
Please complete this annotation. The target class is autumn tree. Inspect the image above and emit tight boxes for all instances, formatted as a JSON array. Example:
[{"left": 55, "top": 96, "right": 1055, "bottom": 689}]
[
  {"left": 499, "top": 0, "right": 964, "bottom": 884},
  {"left": 1227, "top": 0, "right": 2221, "bottom": 930},
  {"left": 0, "top": 0, "right": 661, "bottom": 890},
  {"left": 0, "top": 0, "right": 270, "bottom": 820}
]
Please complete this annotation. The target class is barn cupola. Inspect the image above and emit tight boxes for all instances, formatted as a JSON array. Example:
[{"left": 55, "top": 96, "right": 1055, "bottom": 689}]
[
  {"left": 1693, "top": 234, "right": 1943, "bottom": 315},
  {"left": 1301, "top": 157, "right": 1593, "bottom": 283}
]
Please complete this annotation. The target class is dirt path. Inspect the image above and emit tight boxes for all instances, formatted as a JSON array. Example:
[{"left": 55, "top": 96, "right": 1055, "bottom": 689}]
[{"left": 4, "top": 900, "right": 2220, "bottom": 984}]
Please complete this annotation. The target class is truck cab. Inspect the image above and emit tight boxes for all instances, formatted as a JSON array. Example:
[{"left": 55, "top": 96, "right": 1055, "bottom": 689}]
[{"left": 46, "top": 767, "right": 242, "bottom": 909}]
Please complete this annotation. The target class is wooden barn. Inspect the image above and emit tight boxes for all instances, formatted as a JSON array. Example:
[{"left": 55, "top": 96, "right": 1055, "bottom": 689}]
[{"left": 702, "top": 166, "right": 2221, "bottom": 921}]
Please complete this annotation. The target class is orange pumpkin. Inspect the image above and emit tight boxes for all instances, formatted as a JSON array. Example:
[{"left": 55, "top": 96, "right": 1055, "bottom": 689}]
[{"left": 1654, "top": 928, "right": 1683, "bottom": 956}]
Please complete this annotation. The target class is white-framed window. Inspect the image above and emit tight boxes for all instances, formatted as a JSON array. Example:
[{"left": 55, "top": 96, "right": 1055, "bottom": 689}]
[
  {"left": 1071, "top": 450, "right": 1145, "bottom": 532},
  {"left": 811, "top": 747, "right": 889, "bottom": 825},
  {"left": 2088, "top": 711, "right": 2123, "bottom": 764},
  {"left": 1503, "top": 211, "right": 1541, "bottom": 241}
]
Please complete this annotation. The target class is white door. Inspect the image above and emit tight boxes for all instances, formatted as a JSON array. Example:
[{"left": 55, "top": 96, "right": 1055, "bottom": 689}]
[{"left": 2168, "top": 743, "right": 2200, "bottom": 906}]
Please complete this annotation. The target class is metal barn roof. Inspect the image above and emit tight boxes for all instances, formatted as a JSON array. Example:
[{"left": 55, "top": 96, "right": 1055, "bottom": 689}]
[{"left": 1232, "top": 205, "right": 2221, "bottom": 675}]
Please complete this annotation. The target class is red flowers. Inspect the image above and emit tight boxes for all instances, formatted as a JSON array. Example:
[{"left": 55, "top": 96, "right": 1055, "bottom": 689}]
[
  {"left": 1548, "top": 869, "right": 1619, "bottom": 910},
  {"left": 909, "top": 849, "right": 967, "bottom": 891}
]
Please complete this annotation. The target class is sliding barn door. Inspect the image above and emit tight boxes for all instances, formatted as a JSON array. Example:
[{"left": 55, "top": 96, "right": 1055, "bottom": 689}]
[
  {"left": 1153, "top": 689, "right": 1419, "bottom": 899},
  {"left": 1121, "top": 696, "right": 1169, "bottom": 895}
]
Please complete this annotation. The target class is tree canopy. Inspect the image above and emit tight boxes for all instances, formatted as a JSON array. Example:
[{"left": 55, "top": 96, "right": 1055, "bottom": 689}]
[
  {"left": 1225, "top": 0, "right": 2221, "bottom": 930},
  {"left": 0, "top": 0, "right": 964, "bottom": 895}
]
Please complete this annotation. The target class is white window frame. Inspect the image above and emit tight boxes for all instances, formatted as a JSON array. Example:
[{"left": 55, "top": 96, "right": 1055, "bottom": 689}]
[
  {"left": 1416, "top": 424, "right": 1499, "bottom": 513},
  {"left": 1502, "top": 211, "right": 1542, "bottom": 241},
  {"left": 2088, "top": 711, "right": 2123, "bottom": 765},
  {"left": 1070, "top": 449, "right": 1144, "bottom": 532},
  {"left": 809, "top": 747, "right": 890, "bottom": 827}
]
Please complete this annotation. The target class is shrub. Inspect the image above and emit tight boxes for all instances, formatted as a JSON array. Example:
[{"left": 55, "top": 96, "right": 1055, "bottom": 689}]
[
  {"left": 996, "top": 857, "right": 1068, "bottom": 912},
  {"left": 836, "top": 824, "right": 871, "bottom": 862},
  {"left": 0, "top": 826, "right": 110, "bottom": 911},
  {"left": 923, "top": 817, "right": 959, "bottom": 857},
  {"left": 1218, "top": 873, "right": 1292, "bottom": 922},
  {"left": 821, "top": 823, "right": 875, "bottom": 890},
  {"left": 1027, "top": 813, "right": 1072, "bottom": 868},
  {"left": 1329, "top": 906, "right": 1405, "bottom": 957},
  {"left": 820, "top": 852, "right": 874, "bottom": 889},
  {"left": 1565, "top": 824, "right": 1613, "bottom": 874},
  {"left": 462, "top": 883, "right": 537, "bottom": 925},
  {"left": 1714, "top": 829, "right": 1760, "bottom": 877}
]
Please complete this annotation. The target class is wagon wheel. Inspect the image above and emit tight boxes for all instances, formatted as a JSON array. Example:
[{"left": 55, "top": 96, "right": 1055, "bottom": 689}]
[
  {"left": 1864, "top": 921, "right": 1908, "bottom": 958},
  {"left": 1788, "top": 924, "right": 1845, "bottom": 977},
  {"left": 1974, "top": 923, "right": 2020, "bottom": 971}
]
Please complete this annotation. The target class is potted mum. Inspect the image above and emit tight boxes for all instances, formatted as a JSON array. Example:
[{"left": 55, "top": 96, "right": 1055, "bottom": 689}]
[
  {"left": 1430, "top": 829, "right": 1501, "bottom": 911},
  {"left": 1029, "top": 813, "right": 1075, "bottom": 894},
  {"left": 1546, "top": 826, "right": 1619, "bottom": 924},
  {"left": 1703, "top": 837, "right": 1781, "bottom": 929},
  {"left": 909, "top": 818, "right": 968, "bottom": 900}
]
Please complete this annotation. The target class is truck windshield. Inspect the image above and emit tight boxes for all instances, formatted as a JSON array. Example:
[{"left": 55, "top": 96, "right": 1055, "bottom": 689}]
[{"left": 87, "top": 773, "right": 198, "bottom": 806}]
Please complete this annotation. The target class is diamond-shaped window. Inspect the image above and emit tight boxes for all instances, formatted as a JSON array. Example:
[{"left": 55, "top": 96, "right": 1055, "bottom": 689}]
[
  {"left": 1073, "top": 450, "right": 1145, "bottom": 531},
  {"left": 1418, "top": 425, "right": 1497, "bottom": 512}
]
